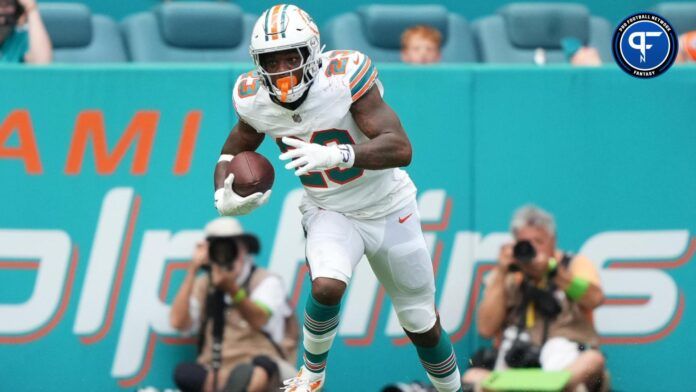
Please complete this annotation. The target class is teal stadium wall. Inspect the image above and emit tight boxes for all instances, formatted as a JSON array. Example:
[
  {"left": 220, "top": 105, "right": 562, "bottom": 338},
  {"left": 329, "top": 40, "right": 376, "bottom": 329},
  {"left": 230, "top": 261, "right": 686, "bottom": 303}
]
[
  {"left": 1, "top": 64, "right": 696, "bottom": 391},
  {"left": 37, "top": 0, "right": 696, "bottom": 26}
]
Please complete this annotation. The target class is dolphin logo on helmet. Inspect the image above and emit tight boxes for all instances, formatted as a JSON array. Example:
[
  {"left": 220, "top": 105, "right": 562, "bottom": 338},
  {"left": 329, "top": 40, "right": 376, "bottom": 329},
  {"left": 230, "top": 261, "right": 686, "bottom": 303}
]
[{"left": 249, "top": 4, "right": 323, "bottom": 103}]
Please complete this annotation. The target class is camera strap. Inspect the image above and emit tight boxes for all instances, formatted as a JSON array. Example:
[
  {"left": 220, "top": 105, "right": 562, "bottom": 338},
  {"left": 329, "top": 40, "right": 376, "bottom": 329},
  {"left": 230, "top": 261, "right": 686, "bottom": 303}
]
[
  {"left": 511, "top": 280, "right": 538, "bottom": 345},
  {"left": 200, "top": 265, "right": 293, "bottom": 363},
  {"left": 516, "top": 280, "right": 553, "bottom": 346},
  {"left": 198, "top": 265, "right": 258, "bottom": 354},
  {"left": 526, "top": 252, "right": 573, "bottom": 344}
]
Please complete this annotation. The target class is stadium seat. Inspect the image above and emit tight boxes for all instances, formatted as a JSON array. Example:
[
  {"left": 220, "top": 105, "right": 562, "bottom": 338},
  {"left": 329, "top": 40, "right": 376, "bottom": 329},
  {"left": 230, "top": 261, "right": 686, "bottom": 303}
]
[
  {"left": 323, "top": 5, "right": 478, "bottom": 62},
  {"left": 39, "top": 3, "right": 127, "bottom": 63},
  {"left": 122, "top": 2, "right": 256, "bottom": 62},
  {"left": 473, "top": 3, "right": 612, "bottom": 63},
  {"left": 654, "top": 2, "right": 696, "bottom": 33}
]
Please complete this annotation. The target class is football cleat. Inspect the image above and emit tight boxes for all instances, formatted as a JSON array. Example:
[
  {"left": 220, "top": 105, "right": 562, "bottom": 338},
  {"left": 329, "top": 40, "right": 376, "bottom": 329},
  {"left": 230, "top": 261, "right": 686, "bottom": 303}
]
[{"left": 281, "top": 367, "right": 325, "bottom": 392}]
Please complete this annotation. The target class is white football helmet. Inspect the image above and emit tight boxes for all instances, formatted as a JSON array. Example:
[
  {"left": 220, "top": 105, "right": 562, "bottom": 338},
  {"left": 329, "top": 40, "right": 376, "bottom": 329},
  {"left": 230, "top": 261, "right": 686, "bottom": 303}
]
[{"left": 249, "top": 4, "right": 322, "bottom": 103}]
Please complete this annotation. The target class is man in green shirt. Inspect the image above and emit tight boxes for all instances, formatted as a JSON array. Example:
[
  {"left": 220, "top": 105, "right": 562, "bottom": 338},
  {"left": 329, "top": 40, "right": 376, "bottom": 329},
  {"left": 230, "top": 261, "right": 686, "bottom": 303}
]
[{"left": 0, "top": 0, "right": 51, "bottom": 63}]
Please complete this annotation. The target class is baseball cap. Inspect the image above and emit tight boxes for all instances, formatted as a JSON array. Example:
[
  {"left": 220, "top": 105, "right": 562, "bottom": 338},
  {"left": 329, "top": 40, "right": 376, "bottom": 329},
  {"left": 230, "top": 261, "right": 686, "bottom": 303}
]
[{"left": 204, "top": 217, "right": 260, "bottom": 254}]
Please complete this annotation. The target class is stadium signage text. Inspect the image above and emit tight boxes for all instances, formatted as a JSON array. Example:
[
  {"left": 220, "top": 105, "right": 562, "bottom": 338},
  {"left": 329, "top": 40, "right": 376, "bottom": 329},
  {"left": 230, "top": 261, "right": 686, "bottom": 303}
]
[
  {"left": 0, "top": 188, "right": 691, "bottom": 386},
  {"left": 0, "top": 110, "right": 202, "bottom": 175}
]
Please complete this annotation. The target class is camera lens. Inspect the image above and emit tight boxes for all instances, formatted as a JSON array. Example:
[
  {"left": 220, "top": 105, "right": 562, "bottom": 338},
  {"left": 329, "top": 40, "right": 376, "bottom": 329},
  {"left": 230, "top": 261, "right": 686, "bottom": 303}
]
[
  {"left": 208, "top": 238, "right": 238, "bottom": 267},
  {"left": 513, "top": 240, "right": 536, "bottom": 263}
]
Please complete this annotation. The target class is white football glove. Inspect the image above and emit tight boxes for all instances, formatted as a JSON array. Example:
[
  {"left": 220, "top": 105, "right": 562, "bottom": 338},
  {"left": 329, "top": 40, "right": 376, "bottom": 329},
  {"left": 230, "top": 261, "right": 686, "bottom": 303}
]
[
  {"left": 279, "top": 136, "right": 355, "bottom": 176},
  {"left": 214, "top": 173, "right": 271, "bottom": 216}
]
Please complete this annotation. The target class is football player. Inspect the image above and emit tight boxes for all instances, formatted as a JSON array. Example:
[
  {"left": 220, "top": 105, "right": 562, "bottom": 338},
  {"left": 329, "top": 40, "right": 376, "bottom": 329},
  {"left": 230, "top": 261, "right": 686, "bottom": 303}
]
[{"left": 214, "top": 4, "right": 463, "bottom": 392}]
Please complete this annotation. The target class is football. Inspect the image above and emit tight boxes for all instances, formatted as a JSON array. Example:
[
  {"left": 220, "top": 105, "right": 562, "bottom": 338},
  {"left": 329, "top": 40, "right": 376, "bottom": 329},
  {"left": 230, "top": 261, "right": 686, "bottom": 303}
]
[{"left": 226, "top": 151, "right": 275, "bottom": 197}]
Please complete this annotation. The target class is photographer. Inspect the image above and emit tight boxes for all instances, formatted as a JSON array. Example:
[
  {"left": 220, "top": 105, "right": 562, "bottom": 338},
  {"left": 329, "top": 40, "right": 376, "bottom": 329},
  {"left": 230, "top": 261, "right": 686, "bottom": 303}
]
[
  {"left": 463, "top": 205, "right": 605, "bottom": 392},
  {"left": 0, "top": 0, "right": 51, "bottom": 63},
  {"left": 170, "top": 217, "right": 297, "bottom": 392}
]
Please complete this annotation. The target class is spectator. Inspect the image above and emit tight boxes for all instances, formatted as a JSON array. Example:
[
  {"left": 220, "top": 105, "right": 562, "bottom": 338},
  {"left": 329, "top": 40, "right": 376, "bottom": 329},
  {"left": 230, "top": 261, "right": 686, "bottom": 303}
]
[
  {"left": 170, "top": 217, "right": 297, "bottom": 392},
  {"left": 561, "top": 37, "right": 601, "bottom": 67},
  {"left": 401, "top": 25, "right": 442, "bottom": 64},
  {"left": 463, "top": 205, "right": 606, "bottom": 392},
  {"left": 676, "top": 31, "right": 696, "bottom": 64},
  {"left": 0, "top": 0, "right": 51, "bottom": 63},
  {"left": 569, "top": 47, "right": 601, "bottom": 66}
]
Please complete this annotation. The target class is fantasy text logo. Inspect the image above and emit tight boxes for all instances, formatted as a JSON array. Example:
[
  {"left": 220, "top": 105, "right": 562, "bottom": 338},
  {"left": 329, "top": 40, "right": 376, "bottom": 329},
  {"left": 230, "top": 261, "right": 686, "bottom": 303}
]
[{"left": 612, "top": 13, "right": 678, "bottom": 78}]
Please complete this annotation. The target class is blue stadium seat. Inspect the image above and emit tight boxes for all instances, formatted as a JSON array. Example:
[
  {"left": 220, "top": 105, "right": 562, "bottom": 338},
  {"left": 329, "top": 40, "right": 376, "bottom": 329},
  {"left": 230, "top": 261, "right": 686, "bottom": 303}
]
[
  {"left": 473, "top": 3, "right": 612, "bottom": 63},
  {"left": 39, "top": 3, "right": 127, "bottom": 63},
  {"left": 122, "top": 2, "right": 256, "bottom": 62},
  {"left": 654, "top": 2, "right": 696, "bottom": 34},
  {"left": 323, "top": 5, "right": 478, "bottom": 62}
]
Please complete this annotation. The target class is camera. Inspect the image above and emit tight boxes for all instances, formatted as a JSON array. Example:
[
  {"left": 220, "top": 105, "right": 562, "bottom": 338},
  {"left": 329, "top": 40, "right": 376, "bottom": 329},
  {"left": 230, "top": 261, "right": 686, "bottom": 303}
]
[
  {"left": 504, "top": 339, "right": 542, "bottom": 368},
  {"left": 207, "top": 237, "right": 238, "bottom": 268},
  {"left": 508, "top": 240, "right": 537, "bottom": 272},
  {"left": 513, "top": 240, "right": 536, "bottom": 263}
]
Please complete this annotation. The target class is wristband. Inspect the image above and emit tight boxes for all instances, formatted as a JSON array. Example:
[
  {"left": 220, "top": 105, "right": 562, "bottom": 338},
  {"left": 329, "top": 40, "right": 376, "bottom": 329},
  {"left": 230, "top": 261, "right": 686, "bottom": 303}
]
[
  {"left": 218, "top": 154, "right": 234, "bottom": 163},
  {"left": 565, "top": 276, "right": 590, "bottom": 300},
  {"left": 337, "top": 144, "right": 355, "bottom": 168},
  {"left": 233, "top": 288, "right": 248, "bottom": 303}
]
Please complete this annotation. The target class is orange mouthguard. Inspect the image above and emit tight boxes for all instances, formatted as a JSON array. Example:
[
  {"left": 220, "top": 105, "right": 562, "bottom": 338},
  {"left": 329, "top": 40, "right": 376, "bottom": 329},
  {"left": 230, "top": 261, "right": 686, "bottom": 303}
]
[{"left": 276, "top": 75, "right": 298, "bottom": 102}]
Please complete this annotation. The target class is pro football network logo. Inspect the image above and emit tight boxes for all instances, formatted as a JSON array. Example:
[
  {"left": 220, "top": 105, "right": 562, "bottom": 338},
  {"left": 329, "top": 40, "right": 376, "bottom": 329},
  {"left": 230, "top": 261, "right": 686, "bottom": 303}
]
[{"left": 612, "top": 13, "right": 678, "bottom": 78}]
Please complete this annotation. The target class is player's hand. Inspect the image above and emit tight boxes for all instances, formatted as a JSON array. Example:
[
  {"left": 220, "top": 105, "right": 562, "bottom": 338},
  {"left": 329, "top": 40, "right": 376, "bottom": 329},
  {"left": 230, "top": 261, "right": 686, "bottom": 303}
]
[
  {"left": 214, "top": 173, "right": 271, "bottom": 216},
  {"left": 279, "top": 136, "right": 354, "bottom": 176}
]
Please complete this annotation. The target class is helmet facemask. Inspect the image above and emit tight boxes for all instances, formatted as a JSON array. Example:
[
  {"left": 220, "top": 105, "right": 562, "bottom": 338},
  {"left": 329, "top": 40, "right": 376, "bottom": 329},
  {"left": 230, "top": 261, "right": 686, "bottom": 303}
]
[{"left": 252, "top": 42, "right": 323, "bottom": 103}]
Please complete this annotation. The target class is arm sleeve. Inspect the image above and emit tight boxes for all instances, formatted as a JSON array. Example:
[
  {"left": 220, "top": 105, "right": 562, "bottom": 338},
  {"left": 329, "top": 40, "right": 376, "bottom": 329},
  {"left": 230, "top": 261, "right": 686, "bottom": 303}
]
[
  {"left": 344, "top": 51, "right": 380, "bottom": 102},
  {"left": 232, "top": 71, "right": 261, "bottom": 125}
]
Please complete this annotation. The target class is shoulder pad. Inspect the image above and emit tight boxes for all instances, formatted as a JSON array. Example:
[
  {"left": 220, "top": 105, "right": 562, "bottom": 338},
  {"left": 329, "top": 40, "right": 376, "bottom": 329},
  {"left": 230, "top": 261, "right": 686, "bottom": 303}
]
[
  {"left": 232, "top": 70, "right": 262, "bottom": 120},
  {"left": 323, "top": 50, "right": 378, "bottom": 102}
]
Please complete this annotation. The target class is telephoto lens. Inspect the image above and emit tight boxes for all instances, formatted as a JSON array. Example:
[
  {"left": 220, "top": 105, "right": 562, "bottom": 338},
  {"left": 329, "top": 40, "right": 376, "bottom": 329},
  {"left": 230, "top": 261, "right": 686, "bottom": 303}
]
[
  {"left": 208, "top": 238, "right": 238, "bottom": 268},
  {"left": 513, "top": 240, "right": 536, "bottom": 263}
]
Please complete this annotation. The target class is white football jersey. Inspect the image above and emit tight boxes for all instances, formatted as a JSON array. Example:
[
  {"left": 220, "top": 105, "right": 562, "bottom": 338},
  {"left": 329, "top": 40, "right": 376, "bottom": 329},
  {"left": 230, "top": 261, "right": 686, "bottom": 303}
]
[{"left": 232, "top": 50, "right": 416, "bottom": 219}]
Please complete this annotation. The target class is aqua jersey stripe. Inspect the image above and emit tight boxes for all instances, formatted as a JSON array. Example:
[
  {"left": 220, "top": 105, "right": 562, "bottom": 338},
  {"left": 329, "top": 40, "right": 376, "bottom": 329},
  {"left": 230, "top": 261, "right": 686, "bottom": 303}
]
[{"left": 350, "top": 64, "right": 376, "bottom": 97}]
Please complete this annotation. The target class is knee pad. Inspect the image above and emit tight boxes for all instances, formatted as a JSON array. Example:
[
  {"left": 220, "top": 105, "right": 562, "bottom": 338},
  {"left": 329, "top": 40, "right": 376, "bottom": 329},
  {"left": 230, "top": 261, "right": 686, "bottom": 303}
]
[
  {"left": 384, "top": 241, "right": 436, "bottom": 334},
  {"left": 386, "top": 242, "right": 434, "bottom": 295},
  {"left": 395, "top": 304, "right": 437, "bottom": 334}
]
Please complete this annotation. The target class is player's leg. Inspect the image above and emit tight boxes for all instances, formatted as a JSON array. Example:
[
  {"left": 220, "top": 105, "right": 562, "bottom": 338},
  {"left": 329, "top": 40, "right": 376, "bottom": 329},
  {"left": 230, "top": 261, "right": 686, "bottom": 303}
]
[
  {"left": 286, "top": 207, "right": 365, "bottom": 390},
  {"left": 362, "top": 201, "right": 463, "bottom": 392}
]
